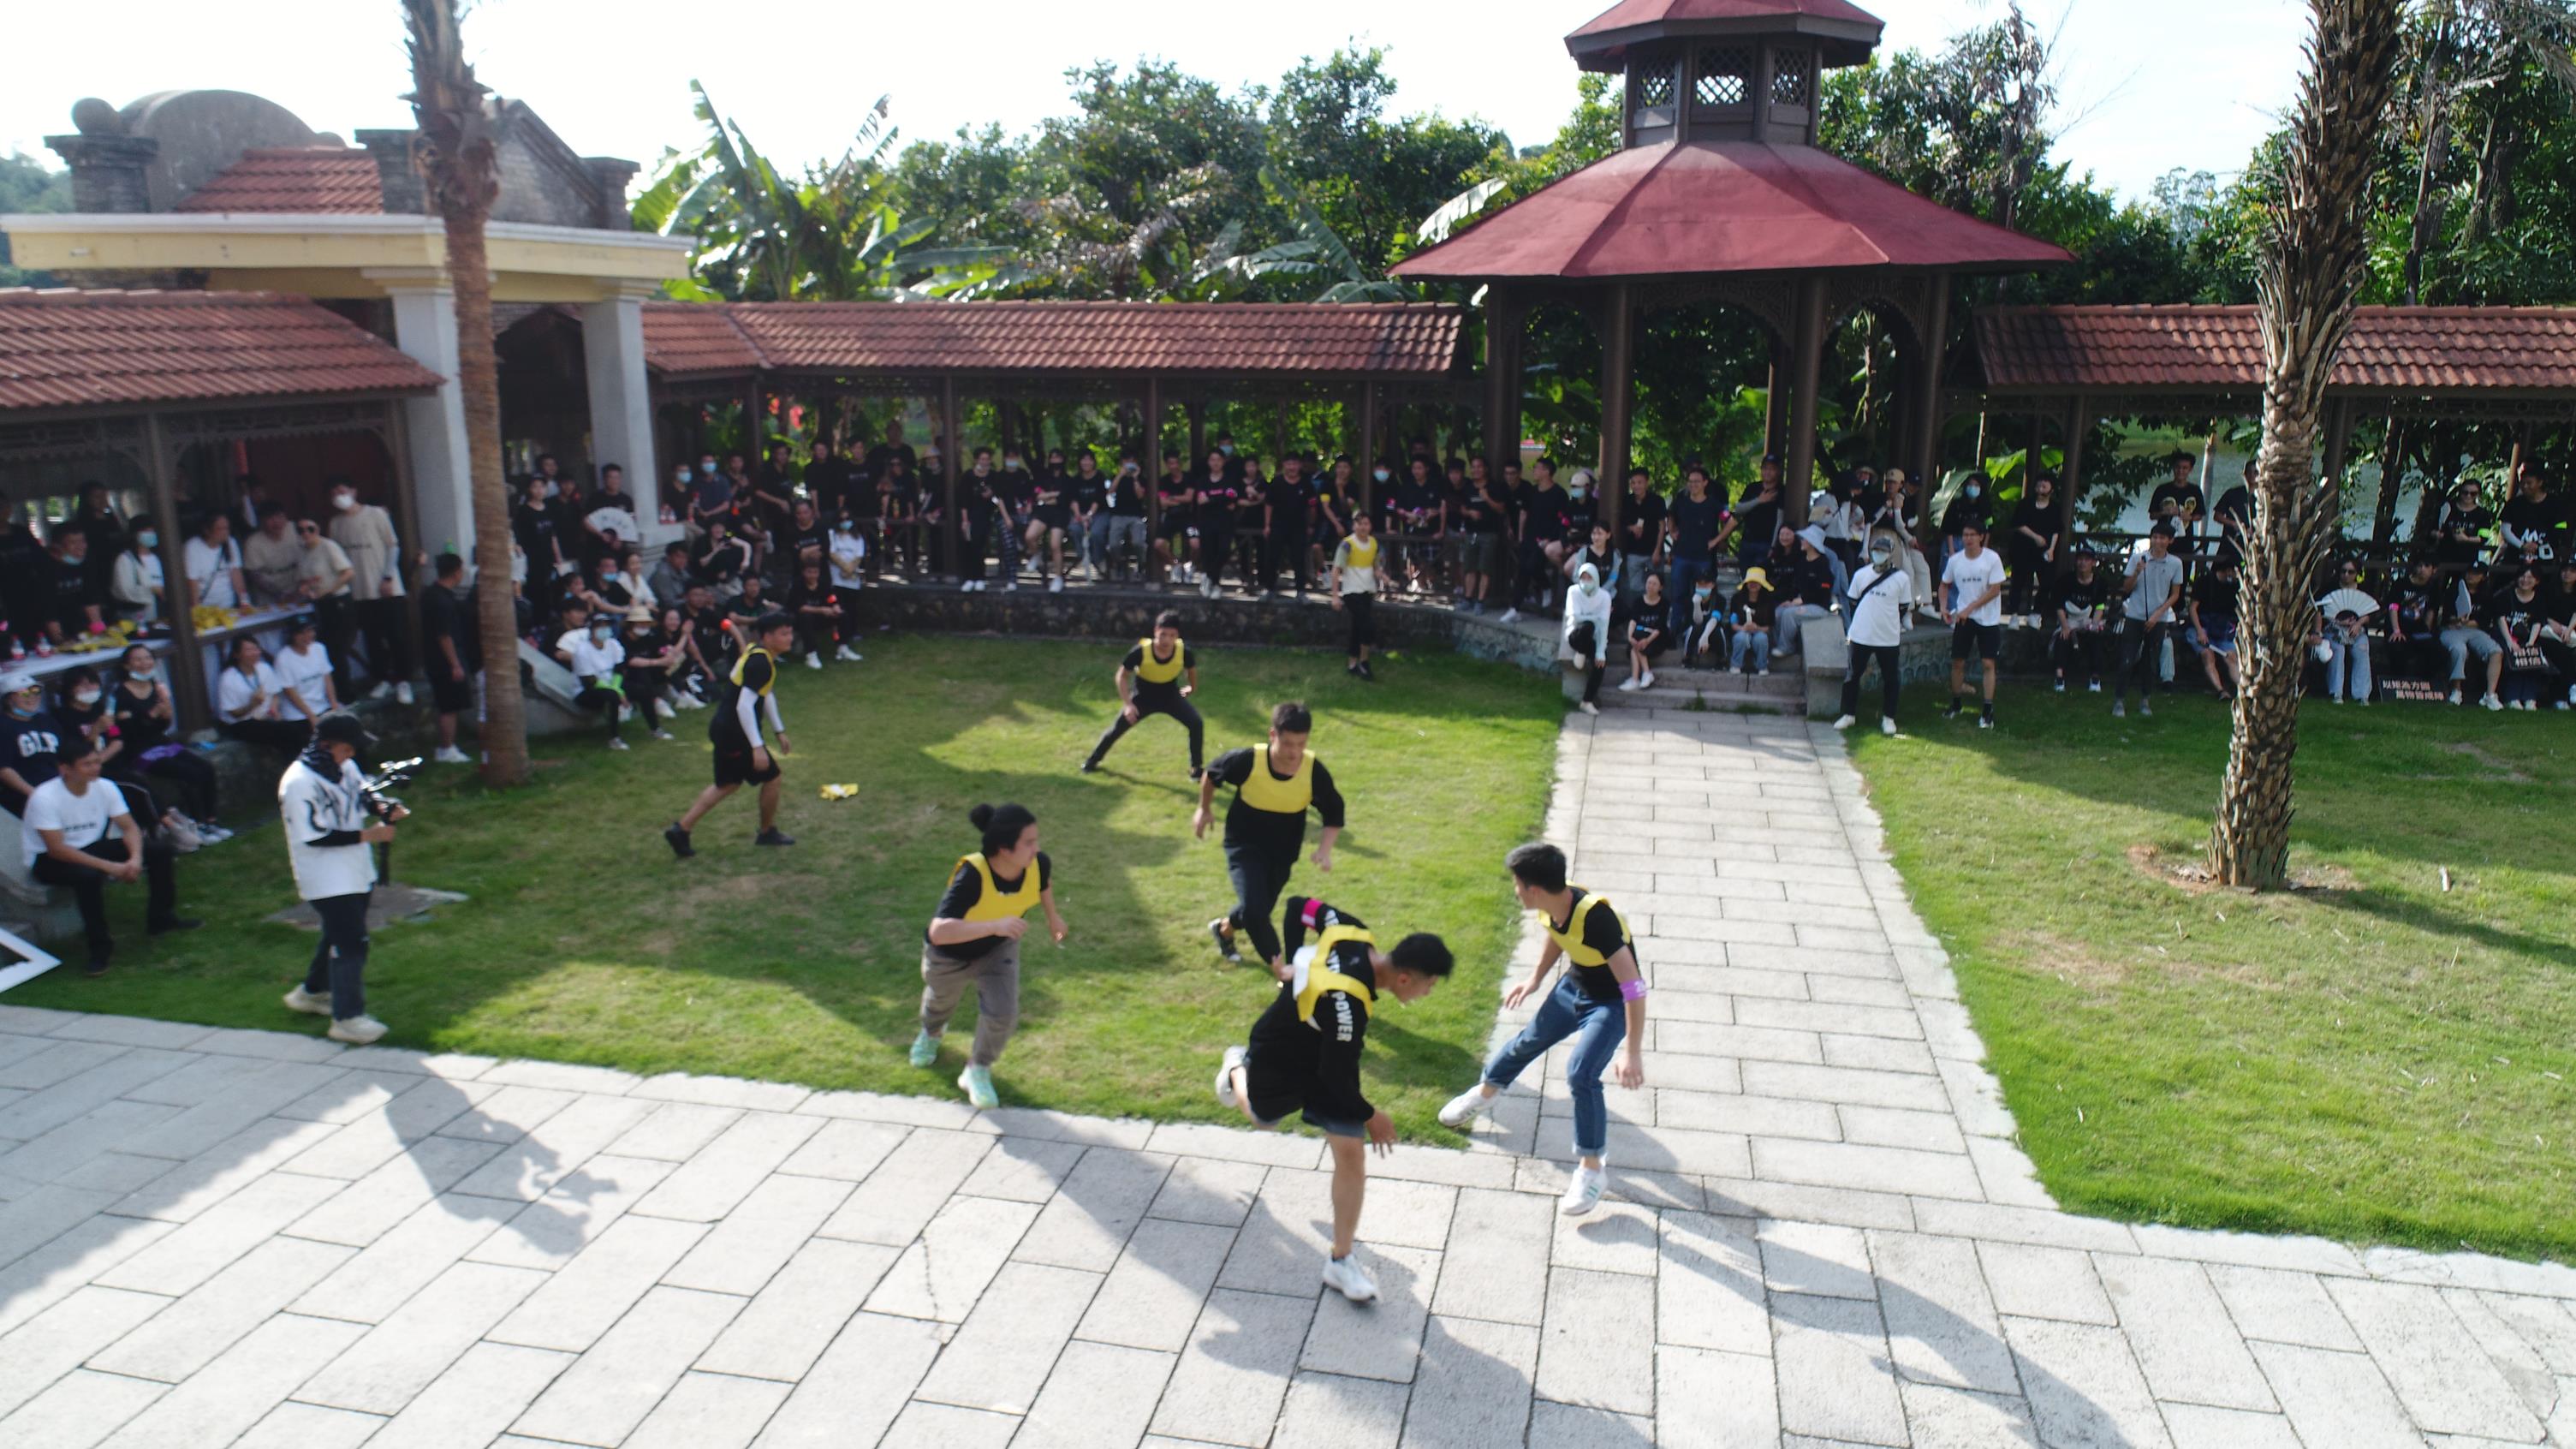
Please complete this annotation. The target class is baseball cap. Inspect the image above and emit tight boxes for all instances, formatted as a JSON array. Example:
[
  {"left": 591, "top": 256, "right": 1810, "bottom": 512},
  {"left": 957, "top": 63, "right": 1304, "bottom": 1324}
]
[
  {"left": 313, "top": 710, "right": 377, "bottom": 748},
  {"left": 0, "top": 672, "right": 38, "bottom": 696}
]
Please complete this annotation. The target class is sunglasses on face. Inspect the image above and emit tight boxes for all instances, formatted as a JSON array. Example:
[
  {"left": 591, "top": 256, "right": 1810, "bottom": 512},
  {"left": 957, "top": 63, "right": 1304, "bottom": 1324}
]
[{"left": 297, "top": 526, "right": 319, "bottom": 536}]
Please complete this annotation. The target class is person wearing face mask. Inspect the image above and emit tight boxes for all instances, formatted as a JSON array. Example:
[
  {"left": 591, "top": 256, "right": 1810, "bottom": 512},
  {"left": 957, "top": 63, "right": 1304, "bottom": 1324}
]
[
  {"left": 277, "top": 710, "right": 402, "bottom": 1041},
  {"left": 1939, "top": 472, "right": 1993, "bottom": 568},
  {"left": 1831, "top": 530, "right": 1916, "bottom": 736},
  {"left": 616, "top": 605, "right": 683, "bottom": 741},
  {"left": 0, "top": 673, "right": 64, "bottom": 818},
  {"left": 665, "top": 462, "right": 694, "bottom": 527},
  {"left": 1092, "top": 453, "right": 1151, "bottom": 582},
  {"left": 110, "top": 524, "right": 166, "bottom": 627},
  {"left": 325, "top": 478, "right": 413, "bottom": 706},
  {"left": 1681, "top": 575, "right": 1722, "bottom": 669},
  {"left": 553, "top": 603, "right": 631, "bottom": 750},
  {"left": 1562, "top": 562, "right": 1614, "bottom": 716},
  {"left": 106, "top": 645, "right": 225, "bottom": 838}
]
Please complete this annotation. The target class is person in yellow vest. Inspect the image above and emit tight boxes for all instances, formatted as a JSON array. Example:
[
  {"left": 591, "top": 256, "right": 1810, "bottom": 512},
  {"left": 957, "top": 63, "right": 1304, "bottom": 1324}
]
[
  {"left": 1193, "top": 701, "right": 1344, "bottom": 980},
  {"left": 664, "top": 612, "right": 797, "bottom": 859},
  {"left": 1328, "top": 510, "right": 1382, "bottom": 681},
  {"left": 913, "top": 802, "right": 1067, "bottom": 1109},
  {"left": 1213, "top": 893, "right": 1452, "bottom": 1303},
  {"left": 1081, "top": 609, "right": 1204, "bottom": 778},
  {"left": 1437, "top": 842, "right": 1648, "bottom": 1218}
]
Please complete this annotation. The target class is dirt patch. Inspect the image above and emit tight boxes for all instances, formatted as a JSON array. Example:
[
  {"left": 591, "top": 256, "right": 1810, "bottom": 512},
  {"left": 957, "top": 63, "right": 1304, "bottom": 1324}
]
[
  {"left": 1992, "top": 927, "right": 2288, "bottom": 997},
  {"left": 2127, "top": 844, "right": 2355, "bottom": 896},
  {"left": 2431, "top": 741, "right": 2533, "bottom": 784}
]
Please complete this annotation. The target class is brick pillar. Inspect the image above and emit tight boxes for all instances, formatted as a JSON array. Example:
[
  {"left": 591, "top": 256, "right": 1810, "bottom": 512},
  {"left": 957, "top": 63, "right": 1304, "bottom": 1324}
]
[{"left": 45, "top": 134, "right": 158, "bottom": 213}]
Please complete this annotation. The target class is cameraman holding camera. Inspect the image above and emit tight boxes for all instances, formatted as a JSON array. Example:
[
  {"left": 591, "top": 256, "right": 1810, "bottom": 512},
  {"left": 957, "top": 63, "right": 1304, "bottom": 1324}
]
[{"left": 278, "top": 711, "right": 406, "bottom": 1045}]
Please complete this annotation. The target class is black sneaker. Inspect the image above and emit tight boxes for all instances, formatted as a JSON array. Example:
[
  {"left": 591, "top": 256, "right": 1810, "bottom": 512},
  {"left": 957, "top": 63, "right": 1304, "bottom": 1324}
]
[
  {"left": 1358, "top": 662, "right": 1376, "bottom": 682},
  {"left": 1210, "top": 918, "right": 1241, "bottom": 963},
  {"left": 664, "top": 823, "right": 695, "bottom": 859},
  {"left": 81, "top": 951, "right": 110, "bottom": 978},
  {"left": 754, "top": 828, "right": 795, "bottom": 848},
  {"left": 147, "top": 916, "right": 204, "bottom": 936},
  {"left": 1080, "top": 760, "right": 1101, "bottom": 775},
  {"left": 1942, "top": 701, "right": 1965, "bottom": 720}
]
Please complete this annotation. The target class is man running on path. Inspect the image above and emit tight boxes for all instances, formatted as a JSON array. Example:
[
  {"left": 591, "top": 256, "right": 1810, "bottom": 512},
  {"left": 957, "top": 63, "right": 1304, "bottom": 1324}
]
[
  {"left": 1194, "top": 701, "right": 1342, "bottom": 980},
  {"left": 665, "top": 612, "right": 796, "bottom": 857},
  {"left": 1214, "top": 894, "right": 1452, "bottom": 1302},
  {"left": 1081, "top": 610, "right": 1204, "bottom": 778}
]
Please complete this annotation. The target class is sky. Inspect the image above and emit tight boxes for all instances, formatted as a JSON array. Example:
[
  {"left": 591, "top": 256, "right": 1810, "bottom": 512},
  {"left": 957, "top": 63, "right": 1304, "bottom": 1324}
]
[{"left": 2, "top": 0, "right": 2315, "bottom": 205}]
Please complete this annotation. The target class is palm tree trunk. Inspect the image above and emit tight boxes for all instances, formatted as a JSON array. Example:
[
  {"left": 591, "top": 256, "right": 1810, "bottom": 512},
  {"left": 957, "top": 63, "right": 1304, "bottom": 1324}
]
[
  {"left": 2210, "top": 0, "right": 2401, "bottom": 890},
  {"left": 441, "top": 212, "right": 530, "bottom": 785}
]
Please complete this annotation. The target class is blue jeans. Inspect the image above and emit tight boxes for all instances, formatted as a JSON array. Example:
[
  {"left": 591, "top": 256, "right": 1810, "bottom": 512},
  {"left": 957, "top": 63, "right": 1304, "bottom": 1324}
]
[
  {"left": 2324, "top": 629, "right": 2371, "bottom": 701},
  {"left": 1730, "top": 628, "right": 1770, "bottom": 672},
  {"left": 1483, "top": 975, "right": 1627, "bottom": 1157},
  {"left": 1669, "top": 558, "right": 1714, "bottom": 635}
]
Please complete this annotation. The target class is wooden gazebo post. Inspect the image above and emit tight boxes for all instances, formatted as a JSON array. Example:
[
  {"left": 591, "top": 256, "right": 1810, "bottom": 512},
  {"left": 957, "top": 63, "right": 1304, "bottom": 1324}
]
[
  {"left": 1784, "top": 277, "right": 1827, "bottom": 528},
  {"left": 1356, "top": 384, "right": 1379, "bottom": 513},
  {"left": 1911, "top": 275, "right": 1953, "bottom": 488},
  {"left": 1482, "top": 287, "right": 1526, "bottom": 486},
  {"left": 2056, "top": 401, "right": 2091, "bottom": 576},
  {"left": 140, "top": 413, "right": 211, "bottom": 730},
  {"left": 1596, "top": 284, "right": 1635, "bottom": 543},
  {"left": 1142, "top": 375, "right": 1162, "bottom": 569}
]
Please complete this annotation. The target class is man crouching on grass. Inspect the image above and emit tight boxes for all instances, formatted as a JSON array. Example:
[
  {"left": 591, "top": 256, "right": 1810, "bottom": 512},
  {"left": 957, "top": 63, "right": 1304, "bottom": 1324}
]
[{"left": 1212, "top": 894, "right": 1451, "bottom": 1303}]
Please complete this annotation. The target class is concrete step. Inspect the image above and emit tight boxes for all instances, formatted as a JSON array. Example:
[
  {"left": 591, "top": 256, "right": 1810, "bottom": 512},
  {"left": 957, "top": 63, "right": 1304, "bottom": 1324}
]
[{"left": 1572, "top": 662, "right": 1806, "bottom": 715}]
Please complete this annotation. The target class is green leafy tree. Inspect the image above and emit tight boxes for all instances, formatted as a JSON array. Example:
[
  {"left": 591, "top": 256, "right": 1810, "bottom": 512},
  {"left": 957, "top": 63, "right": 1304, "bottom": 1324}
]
[{"left": 0, "top": 152, "right": 70, "bottom": 287}]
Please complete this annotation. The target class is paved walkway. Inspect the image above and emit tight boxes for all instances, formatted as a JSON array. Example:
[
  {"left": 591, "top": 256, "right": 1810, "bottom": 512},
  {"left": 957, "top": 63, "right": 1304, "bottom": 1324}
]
[{"left": 3, "top": 709, "right": 2573, "bottom": 1448}]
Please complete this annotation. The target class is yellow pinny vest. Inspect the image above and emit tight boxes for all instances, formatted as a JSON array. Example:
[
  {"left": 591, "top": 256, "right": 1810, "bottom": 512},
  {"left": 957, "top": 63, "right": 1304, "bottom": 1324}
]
[
  {"left": 1238, "top": 744, "right": 1315, "bottom": 815},
  {"left": 1342, "top": 535, "right": 1380, "bottom": 571},
  {"left": 953, "top": 853, "right": 1040, "bottom": 922},
  {"left": 729, "top": 644, "right": 778, "bottom": 693},
  {"left": 1134, "top": 639, "right": 1186, "bottom": 686},
  {"left": 1294, "top": 923, "right": 1377, "bottom": 1027},
  {"left": 1545, "top": 891, "right": 1631, "bottom": 967}
]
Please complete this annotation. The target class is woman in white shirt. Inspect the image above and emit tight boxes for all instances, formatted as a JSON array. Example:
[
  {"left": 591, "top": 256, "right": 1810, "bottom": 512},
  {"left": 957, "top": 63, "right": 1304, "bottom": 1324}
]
[
  {"left": 110, "top": 528, "right": 165, "bottom": 624},
  {"left": 185, "top": 516, "right": 247, "bottom": 611},
  {"left": 272, "top": 617, "right": 338, "bottom": 723},
  {"left": 1561, "top": 561, "right": 1615, "bottom": 717},
  {"left": 216, "top": 636, "right": 309, "bottom": 758}
]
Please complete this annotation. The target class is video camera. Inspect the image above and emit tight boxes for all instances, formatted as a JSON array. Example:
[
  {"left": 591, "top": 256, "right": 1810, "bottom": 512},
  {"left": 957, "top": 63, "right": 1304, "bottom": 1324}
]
[{"left": 360, "top": 757, "right": 421, "bottom": 824}]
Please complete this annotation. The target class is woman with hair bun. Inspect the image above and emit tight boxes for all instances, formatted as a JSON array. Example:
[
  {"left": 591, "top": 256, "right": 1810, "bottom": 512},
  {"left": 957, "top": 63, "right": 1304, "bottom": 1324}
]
[{"left": 912, "top": 802, "right": 1066, "bottom": 1109}]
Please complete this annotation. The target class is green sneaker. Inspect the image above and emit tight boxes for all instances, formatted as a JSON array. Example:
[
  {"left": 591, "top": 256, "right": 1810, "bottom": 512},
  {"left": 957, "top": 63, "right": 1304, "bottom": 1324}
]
[
  {"left": 958, "top": 1065, "right": 999, "bottom": 1110},
  {"left": 908, "top": 1031, "right": 940, "bottom": 1068}
]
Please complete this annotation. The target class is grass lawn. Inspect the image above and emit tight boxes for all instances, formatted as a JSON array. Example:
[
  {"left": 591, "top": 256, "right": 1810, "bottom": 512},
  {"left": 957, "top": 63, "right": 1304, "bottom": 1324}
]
[
  {"left": 7, "top": 635, "right": 1560, "bottom": 1137},
  {"left": 1847, "top": 684, "right": 2575, "bottom": 1260}
]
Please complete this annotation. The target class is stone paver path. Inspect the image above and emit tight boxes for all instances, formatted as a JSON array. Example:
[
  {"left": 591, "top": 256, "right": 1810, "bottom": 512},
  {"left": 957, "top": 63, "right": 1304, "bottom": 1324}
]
[{"left": 3, "top": 707, "right": 2573, "bottom": 1447}]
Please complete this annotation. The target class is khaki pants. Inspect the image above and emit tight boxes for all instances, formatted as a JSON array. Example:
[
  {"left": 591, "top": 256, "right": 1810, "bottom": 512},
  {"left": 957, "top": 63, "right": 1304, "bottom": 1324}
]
[{"left": 919, "top": 937, "right": 1021, "bottom": 1067}]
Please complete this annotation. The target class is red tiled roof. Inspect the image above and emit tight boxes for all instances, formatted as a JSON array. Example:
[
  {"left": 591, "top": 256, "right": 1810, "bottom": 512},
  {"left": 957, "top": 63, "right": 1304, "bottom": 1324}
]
[
  {"left": 1571, "top": 0, "right": 1883, "bottom": 38},
  {"left": 1975, "top": 306, "right": 2576, "bottom": 395},
  {"left": 172, "top": 148, "right": 384, "bottom": 215},
  {"left": 641, "top": 301, "right": 1466, "bottom": 380},
  {"left": 1568, "top": 0, "right": 1883, "bottom": 65},
  {"left": 1390, "top": 140, "right": 2069, "bottom": 282},
  {"left": 0, "top": 289, "right": 442, "bottom": 412}
]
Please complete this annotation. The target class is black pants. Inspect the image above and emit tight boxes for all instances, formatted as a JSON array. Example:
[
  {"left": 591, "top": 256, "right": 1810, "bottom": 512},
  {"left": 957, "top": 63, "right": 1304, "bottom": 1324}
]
[
  {"left": 1840, "top": 643, "right": 1903, "bottom": 720},
  {"left": 574, "top": 683, "right": 623, "bottom": 741},
  {"left": 1224, "top": 840, "right": 1296, "bottom": 967},
  {"left": 2115, "top": 617, "right": 2167, "bottom": 704},
  {"left": 222, "top": 718, "right": 311, "bottom": 760},
  {"left": 305, "top": 890, "right": 372, "bottom": 1020},
  {"left": 118, "top": 753, "right": 217, "bottom": 823},
  {"left": 1344, "top": 593, "right": 1377, "bottom": 659},
  {"left": 355, "top": 595, "right": 413, "bottom": 687},
  {"left": 1269, "top": 527, "right": 1311, "bottom": 592},
  {"left": 1087, "top": 694, "right": 1205, "bottom": 772},
  {"left": 2006, "top": 546, "right": 2047, "bottom": 614},
  {"left": 2050, "top": 629, "right": 2107, "bottom": 682},
  {"left": 315, "top": 593, "right": 358, "bottom": 698},
  {"left": 796, "top": 616, "right": 843, "bottom": 655},
  {"left": 622, "top": 667, "right": 671, "bottom": 728},
  {"left": 1568, "top": 621, "right": 1604, "bottom": 703},
  {"left": 1199, "top": 524, "right": 1232, "bottom": 586},
  {"left": 32, "top": 835, "right": 176, "bottom": 958}
]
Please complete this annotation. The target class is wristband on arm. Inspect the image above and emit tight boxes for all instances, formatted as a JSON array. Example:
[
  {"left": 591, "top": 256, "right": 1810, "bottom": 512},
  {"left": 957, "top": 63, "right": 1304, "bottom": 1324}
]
[{"left": 1619, "top": 978, "right": 1648, "bottom": 1002}]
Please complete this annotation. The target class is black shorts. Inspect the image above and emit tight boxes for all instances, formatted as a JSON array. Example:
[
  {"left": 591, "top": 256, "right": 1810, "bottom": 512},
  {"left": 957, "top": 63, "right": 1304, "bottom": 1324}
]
[
  {"left": 711, "top": 737, "right": 781, "bottom": 788},
  {"left": 430, "top": 670, "right": 474, "bottom": 714},
  {"left": 1241, "top": 1056, "right": 1365, "bottom": 1138},
  {"left": 1950, "top": 621, "right": 2002, "bottom": 661},
  {"left": 1033, "top": 505, "right": 1072, "bottom": 531}
]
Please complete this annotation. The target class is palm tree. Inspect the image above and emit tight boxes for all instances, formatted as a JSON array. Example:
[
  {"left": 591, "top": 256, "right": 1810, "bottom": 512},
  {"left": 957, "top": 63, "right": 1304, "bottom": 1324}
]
[
  {"left": 2210, "top": 0, "right": 2404, "bottom": 889},
  {"left": 402, "top": 0, "right": 529, "bottom": 785}
]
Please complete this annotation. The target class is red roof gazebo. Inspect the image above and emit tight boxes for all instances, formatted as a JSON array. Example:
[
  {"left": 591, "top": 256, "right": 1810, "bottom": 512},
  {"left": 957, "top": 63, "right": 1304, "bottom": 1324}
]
[{"left": 1393, "top": 0, "right": 2070, "bottom": 530}]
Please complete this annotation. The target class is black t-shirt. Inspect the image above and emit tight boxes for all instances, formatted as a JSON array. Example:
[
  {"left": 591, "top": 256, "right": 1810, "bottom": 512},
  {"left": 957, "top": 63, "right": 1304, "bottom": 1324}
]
[
  {"left": 2213, "top": 486, "right": 2253, "bottom": 532},
  {"left": 1157, "top": 476, "right": 1197, "bottom": 527},
  {"left": 1777, "top": 553, "right": 1836, "bottom": 605},
  {"left": 1207, "top": 745, "right": 1346, "bottom": 856},
  {"left": 622, "top": 627, "right": 672, "bottom": 677},
  {"left": 0, "top": 710, "right": 65, "bottom": 814},
  {"left": 2392, "top": 578, "right": 2448, "bottom": 635},
  {"left": 1730, "top": 586, "right": 1776, "bottom": 629},
  {"left": 1668, "top": 492, "right": 1724, "bottom": 556},
  {"left": 927, "top": 851, "right": 1054, "bottom": 961},
  {"left": 863, "top": 443, "right": 918, "bottom": 483},
  {"left": 2437, "top": 505, "right": 2497, "bottom": 563},
  {"left": 2010, "top": 498, "right": 2060, "bottom": 551},
  {"left": 2151, "top": 481, "right": 2205, "bottom": 519},
  {"left": 1620, "top": 492, "right": 1666, "bottom": 554},
  {"left": 45, "top": 553, "right": 99, "bottom": 629},
  {"left": 785, "top": 578, "right": 837, "bottom": 616},
  {"left": 2493, "top": 587, "right": 2549, "bottom": 635},
  {"left": 110, "top": 681, "right": 174, "bottom": 754},
  {"left": 1520, "top": 486, "right": 1576, "bottom": 543},
  {"left": 692, "top": 534, "right": 750, "bottom": 586},
  {"left": 1195, "top": 476, "right": 1241, "bottom": 528},
  {"left": 2056, "top": 572, "right": 2110, "bottom": 627},
  {"left": 419, "top": 581, "right": 479, "bottom": 671},
  {"left": 1120, "top": 641, "right": 1197, "bottom": 700},
  {"left": 1243, "top": 896, "right": 1378, "bottom": 1124},
  {"left": 685, "top": 605, "right": 734, "bottom": 670},
  {"left": 1067, "top": 468, "right": 1109, "bottom": 514},
  {"left": 712, "top": 648, "right": 775, "bottom": 748},
  {"left": 1096, "top": 473, "right": 1147, "bottom": 516},
  {"left": 1734, "top": 489, "right": 1786, "bottom": 546},
  {"left": 805, "top": 457, "right": 853, "bottom": 519},
  {"left": 1552, "top": 888, "right": 1636, "bottom": 1004},
  {"left": 2194, "top": 574, "right": 2240, "bottom": 620},
  {"left": 784, "top": 519, "right": 832, "bottom": 560}
]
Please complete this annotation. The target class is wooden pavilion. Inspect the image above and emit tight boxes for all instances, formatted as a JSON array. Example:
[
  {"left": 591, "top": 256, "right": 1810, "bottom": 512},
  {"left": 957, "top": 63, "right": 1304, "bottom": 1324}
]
[{"left": 1391, "top": 0, "right": 2071, "bottom": 538}]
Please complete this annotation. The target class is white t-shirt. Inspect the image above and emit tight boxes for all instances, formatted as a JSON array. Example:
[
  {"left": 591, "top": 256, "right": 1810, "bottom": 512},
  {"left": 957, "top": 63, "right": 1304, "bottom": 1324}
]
[
  {"left": 556, "top": 629, "right": 626, "bottom": 685},
  {"left": 184, "top": 536, "right": 241, "bottom": 608},
  {"left": 1846, "top": 565, "right": 1912, "bottom": 648},
  {"left": 22, "top": 776, "right": 127, "bottom": 870},
  {"left": 273, "top": 644, "right": 334, "bottom": 719},
  {"left": 217, "top": 662, "right": 285, "bottom": 721},
  {"left": 828, "top": 532, "right": 868, "bottom": 590},
  {"left": 278, "top": 755, "right": 377, "bottom": 900},
  {"left": 1942, "top": 548, "right": 2008, "bottom": 626}
]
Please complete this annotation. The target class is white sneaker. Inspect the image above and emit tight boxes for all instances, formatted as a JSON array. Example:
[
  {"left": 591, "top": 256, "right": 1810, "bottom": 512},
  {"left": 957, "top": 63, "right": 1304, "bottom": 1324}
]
[
  {"left": 1049, "top": 575, "right": 1064, "bottom": 593},
  {"left": 328, "top": 1014, "right": 389, "bottom": 1046},
  {"left": 2447, "top": 689, "right": 2463, "bottom": 705},
  {"left": 1499, "top": 607, "right": 1522, "bottom": 624},
  {"left": 1881, "top": 717, "right": 1898, "bottom": 736},
  {"left": 2087, "top": 680, "right": 2103, "bottom": 694},
  {"left": 1215, "top": 1045, "right": 1246, "bottom": 1108},
  {"left": 836, "top": 645, "right": 861, "bottom": 662},
  {"left": 1831, "top": 714, "right": 1856, "bottom": 730},
  {"left": 1558, "top": 1163, "right": 1606, "bottom": 1217},
  {"left": 608, "top": 737, "right": 630, "bottom": 751},
  {"left": 806, "top": 652, "right": 823, "bottom": 671},
  {"left": 1616, "top": 677, "right": 1640, "bottom": 693},
  {"left": 651, "top": 728, "right": 675, "bottom": 742},
  {"left": 433, "top": 745, "right": 470, "bottom": 765},
  {"left": 1437, "top": 1085, "right": 1490, "bottom": 1130},
  {"left": 366, "top": 682, "right": 392, "bottom": 701},
  {"left": 1321, "top": 1253, "right": 1379, "bottom": 1303},
  {"left": 2482, "top": 693, "right": 2505, "bottom": 712},
  {"left": 282, "top": 986, "right": 331, "bottom": 1017},
  {"left": 1578, "top": 701, "right": 1599, "bottom": 716},
  {"left": 1004, "top": 581, "right": 1020, "bottom": 593},
  {"left": 395, "top": 683, "right": 414, "bottom": 706},
  {"left": 1638, "top": 671, "right": 1654, "bottom": 689},
  {"left": 164, "top": 817, "right": 202, "bottom": 852},
  {"left": 961, "top": 578, "right": 979, "bottom": 593}
]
